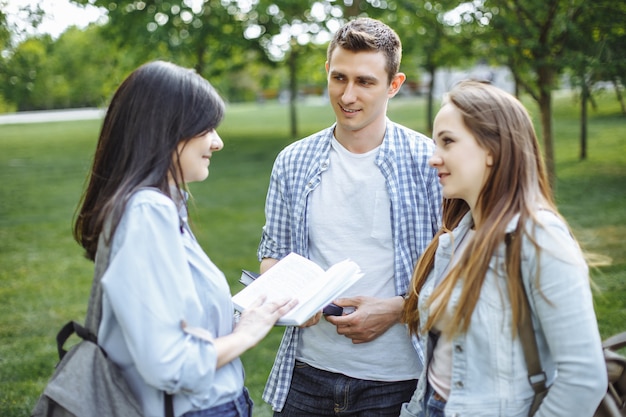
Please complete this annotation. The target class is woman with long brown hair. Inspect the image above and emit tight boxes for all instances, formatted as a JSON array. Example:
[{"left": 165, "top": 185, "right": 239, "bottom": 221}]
[{"left": 400, "top": 81, "right": 606, "bottom": 416}]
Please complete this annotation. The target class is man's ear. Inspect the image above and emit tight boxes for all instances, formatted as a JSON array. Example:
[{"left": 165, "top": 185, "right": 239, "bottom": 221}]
[
  {"left": 388, "top": 72, "right": 406, "bottom": 97},
  {"left": 325, "top": 61, "right": 329, "bottom": 74}
]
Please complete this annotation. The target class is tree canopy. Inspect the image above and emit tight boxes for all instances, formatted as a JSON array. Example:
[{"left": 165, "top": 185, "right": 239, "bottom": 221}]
[{"left": 1, "top": 0, "right": 624, "bottom": 184}]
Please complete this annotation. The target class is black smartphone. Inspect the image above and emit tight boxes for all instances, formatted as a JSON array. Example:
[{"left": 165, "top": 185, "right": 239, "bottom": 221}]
[{"left": 322, "top": 303, "right": 344, "bottom": 316}]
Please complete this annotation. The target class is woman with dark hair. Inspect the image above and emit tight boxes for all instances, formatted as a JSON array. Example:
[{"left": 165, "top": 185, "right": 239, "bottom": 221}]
[
  {"left": 74, "top": 60, "right": 296, "bottom": 417},
  {"left": 400, "top": 81, "right": 606, "bottom": 417}
]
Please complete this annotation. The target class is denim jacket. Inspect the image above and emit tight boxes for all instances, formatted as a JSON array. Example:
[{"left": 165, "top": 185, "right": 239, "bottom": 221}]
[{"left": 400, "top": 211, "right": 607, "bottom": 417}]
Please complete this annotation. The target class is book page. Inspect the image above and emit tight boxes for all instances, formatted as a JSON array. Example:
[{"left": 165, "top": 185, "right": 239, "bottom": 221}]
[
  {"left": 232, "top": 253, "right": 363, "bottom": 325},
  {"left": 232, "top": 253, "right": 325, "bottom": 308},
  {"left": 287, "top": 260, "right": 362, "bottom": 320}
]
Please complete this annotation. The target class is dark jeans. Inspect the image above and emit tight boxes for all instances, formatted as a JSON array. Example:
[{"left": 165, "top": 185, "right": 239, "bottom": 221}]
[
  {"left": 275, "top": 361, "right": 418, "bottom": 417},
  {"left": 184, "top": 388, "right": 253, "bottom": 417}
]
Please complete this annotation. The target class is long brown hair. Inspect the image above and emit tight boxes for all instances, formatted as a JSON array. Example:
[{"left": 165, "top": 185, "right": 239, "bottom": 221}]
[{"left": 402, "top": 81, "right": 556, "bottom": 337}]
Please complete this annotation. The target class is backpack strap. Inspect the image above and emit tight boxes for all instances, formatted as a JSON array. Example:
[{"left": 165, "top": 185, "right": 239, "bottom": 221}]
[
  {"left": 505, "top": 233, "right": 548, "bottom": 398},
  {"left": 165, "top": 392, "right": 174, "bottom": 417},
  {"left": 602, "top": 331, "right": 626, "bottom": 351},
  {"left": 84, "top": 229, "right": 111, "bottom": 335},
  {"left": 56, "top": 321, "right": 96, "bottom": 360}
]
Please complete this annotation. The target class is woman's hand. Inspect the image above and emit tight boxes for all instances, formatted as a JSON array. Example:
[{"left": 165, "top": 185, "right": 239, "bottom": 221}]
[
  {"left": 234, "top": 295, "right": 298, "bottom": 344},
  {"left": 212, "top": 296, "right": 297, "bottom": 368}
]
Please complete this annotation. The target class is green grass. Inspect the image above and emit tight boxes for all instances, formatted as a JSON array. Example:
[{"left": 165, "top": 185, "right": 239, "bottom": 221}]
[{"left": 1, "top": 94, "right": 624, "bottom": 417}]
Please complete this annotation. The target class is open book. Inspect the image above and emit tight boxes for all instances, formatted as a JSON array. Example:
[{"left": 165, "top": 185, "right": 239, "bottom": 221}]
[{"left": 232, "top": 252, "right": 363, "bottom": 326}]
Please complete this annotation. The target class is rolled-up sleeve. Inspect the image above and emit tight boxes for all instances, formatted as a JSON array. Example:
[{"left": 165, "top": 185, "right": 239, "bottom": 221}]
[
  {"left": 258, "top": 157, "right": 292, "bottom": 262},
  {"left": 101, "top": 195, "right": 218, "bottom": 396}
]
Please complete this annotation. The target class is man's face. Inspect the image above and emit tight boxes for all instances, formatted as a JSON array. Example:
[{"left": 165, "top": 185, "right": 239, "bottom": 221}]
[{"left": 326, "top": 47, "right": 401, "bottom": 139}]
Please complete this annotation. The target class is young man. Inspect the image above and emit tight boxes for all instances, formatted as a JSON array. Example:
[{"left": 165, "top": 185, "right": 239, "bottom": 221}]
[{"left": 257, "top": 17, "right": 442, "bottom": 416}]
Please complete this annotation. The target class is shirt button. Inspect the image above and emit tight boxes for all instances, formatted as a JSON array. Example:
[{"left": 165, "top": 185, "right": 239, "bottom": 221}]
[
  {"left": 454, "top": 345, "right": 463, "bottom": 353},
  {"left": 455, "top": 381, "right": 464, "bottom": 388}
]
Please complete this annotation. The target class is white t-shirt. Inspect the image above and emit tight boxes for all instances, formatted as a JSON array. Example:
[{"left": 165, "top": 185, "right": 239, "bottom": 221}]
[{"left": 296, "top": 137, "right": 420, "bottom": 381}]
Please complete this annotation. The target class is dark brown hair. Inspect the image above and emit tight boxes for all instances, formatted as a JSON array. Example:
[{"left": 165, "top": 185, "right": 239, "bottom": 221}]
[
  {"left": 327, "top": 17, "right": 402, "bottom": 84},
  {"left": 73, "top": 60, "right": 225, "bottom": 260}
]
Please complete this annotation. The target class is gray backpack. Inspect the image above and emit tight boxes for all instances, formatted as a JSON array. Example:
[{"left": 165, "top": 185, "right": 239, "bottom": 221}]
[{"left": 31, "top": 232, "right": 173, "bottom": 417}]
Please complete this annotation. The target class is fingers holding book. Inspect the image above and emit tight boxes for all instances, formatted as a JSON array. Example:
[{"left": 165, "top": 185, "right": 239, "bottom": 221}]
[{"left": 234, "top": 295, "right": 299, "bottom": 345}]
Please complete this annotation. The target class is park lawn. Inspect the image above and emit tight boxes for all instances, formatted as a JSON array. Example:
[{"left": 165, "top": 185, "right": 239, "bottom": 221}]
[{"left": 0, "top": 93, "right": 624, "bottom": 417}]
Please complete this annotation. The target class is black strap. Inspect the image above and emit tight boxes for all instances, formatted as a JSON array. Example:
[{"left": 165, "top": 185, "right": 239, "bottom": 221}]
[
  {"left": 505, "top": 233, "right": 548, "bottom": 397},
  {"left": 165, "top": 393, "right": 174, "bottom": 417},
  {"left": 56, "top": 321, "right": 77, "bottom": 360},
  {"left": 56, "top": 321, "right": 98, "bottom": 360}
]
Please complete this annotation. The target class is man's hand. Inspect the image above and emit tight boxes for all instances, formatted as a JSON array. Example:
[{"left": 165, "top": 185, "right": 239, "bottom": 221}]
[
  {"left": 324, "top": 296, "right": 404, "bottom": 344},
  {"left": 299, "top": 311, "right": 323, "bottom": 328}
]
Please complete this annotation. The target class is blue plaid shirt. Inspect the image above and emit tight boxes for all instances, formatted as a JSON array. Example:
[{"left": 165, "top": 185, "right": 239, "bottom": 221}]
[{"left": 257, "top": 119, "right": 442, "bottom": 411}]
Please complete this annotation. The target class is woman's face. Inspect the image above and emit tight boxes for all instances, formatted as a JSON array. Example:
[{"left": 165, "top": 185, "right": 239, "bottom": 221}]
[
  {"left": 429, "top": 103, "right": 493, "bottom": 212},
  {"left": 173, "top": 129, "right": 224, "bottom": 184}
]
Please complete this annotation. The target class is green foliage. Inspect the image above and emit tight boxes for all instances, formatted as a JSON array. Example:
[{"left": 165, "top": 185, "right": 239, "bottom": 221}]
[
  {"left": 0, "top": 94, "right": 16, "bottom": 113},
  {"left": 47, "top": 27, "right": 118, "bottom": 108},
  {"left": 474, "top": 0, "right": 598, "bottom": 187},
  {"left": 0, "top": 2, "right": 10, "bottom": 51},
  {"left": 564, "top": 0, "right": 626, "bottom": 118},
  {"left": 1, "top": 25, "right": 132, "bottom": 111},
  {"left": 0, "top": 70, "right": 625, "bottom": 417},
  {"left": 2, "top": 0, "right": 624, "bottom": 144},
  {"left": 89, "top": 0, "right": 255, "bottom": 94},
  {"left": 372, "top": 0, "right": 474, "bottom": 131},
  {"left": 2, "top": 36, "right": 50, "bottom": 110}
]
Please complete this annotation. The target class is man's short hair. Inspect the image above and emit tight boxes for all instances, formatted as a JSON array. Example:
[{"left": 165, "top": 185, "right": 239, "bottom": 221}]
[{"left": 327, "top": 17, "right": 402, "bottom": 84}]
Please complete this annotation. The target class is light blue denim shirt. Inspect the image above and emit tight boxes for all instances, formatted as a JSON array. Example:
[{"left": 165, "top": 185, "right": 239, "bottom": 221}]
[
  {"left": 400, "top": 211, "right": 607, "bottom": 417},
  {"left": 258, "top": 120, "right": 442, "bottom": 411},
  {"left": 98, "top": 189, "right": 244, "bottom": 417}
]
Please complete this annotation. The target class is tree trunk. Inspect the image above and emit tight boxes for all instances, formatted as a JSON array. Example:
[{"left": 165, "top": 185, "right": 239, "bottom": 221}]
[
  {"left": 288, "top": 46, "right": 298, "bottom": 139},
  {"left": 580, "top": 83, "right": 588, "bottom": 160},
  {"left": 195, "top": 42, "right": 206, "bottom": 75},
  {"left": 426, "top": 66, "right": 435, "bottom": 136},
  {"left": 613, "top": 78, "right": 626, "bottom": 116},
  {"left": 538, "top": 90, "right": 556, "bottom": 194}
]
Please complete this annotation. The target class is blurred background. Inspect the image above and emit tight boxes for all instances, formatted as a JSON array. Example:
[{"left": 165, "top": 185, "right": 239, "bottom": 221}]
[{"left": 2, "top": 0, "right": 625, "bottom": 153}]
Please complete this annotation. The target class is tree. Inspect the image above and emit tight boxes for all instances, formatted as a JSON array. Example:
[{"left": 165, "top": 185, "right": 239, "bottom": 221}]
[
  {"left": 0, "top": 2, "right": 10, "bottom": 51},
  {"left": 239, "top": 0, "right": 336, "bottom": 138},
  {"left": 389, "top": 0, "right": 472, "bottom": 134},
  {"left": 0, "top": 0, "right": 46, "bottom": 111},
  {"left": 475, "top": 0, "right": 591, "bottom": 191},
  {"left": 50, "top": 26, "right": 128, "bottom": 108},
  {"left": 561, "top": 1, "right": 626, "bottom": 160},
  {"left": 2, "top": 36, "right": 52, "bottom": 110},
  {"left": 72, "top": 0, "right": 253, "bottom": 91},
  {"left": 0, "top": 3, "right": 12, "bottom": 111},
  {"left": 2, "top": 24, "right": 133, "bottom": 111}
]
